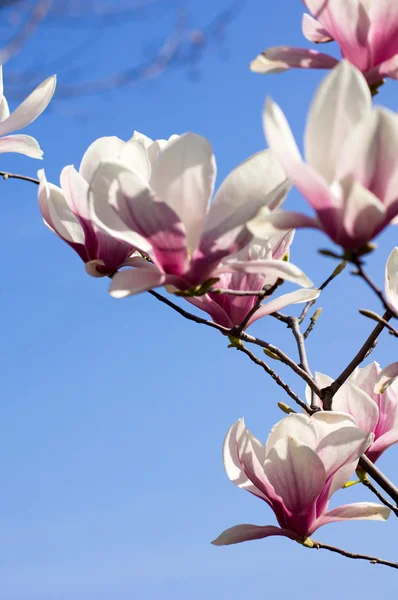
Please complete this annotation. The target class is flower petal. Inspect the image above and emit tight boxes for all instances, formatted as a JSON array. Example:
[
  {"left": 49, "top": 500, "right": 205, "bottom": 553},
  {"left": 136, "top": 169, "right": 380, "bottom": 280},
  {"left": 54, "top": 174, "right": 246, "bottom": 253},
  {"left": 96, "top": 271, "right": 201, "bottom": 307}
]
[
  {"left": 250, "top": 46, "right": 338, "bottom": 74},
  {"left": 332, "top": 383, "right": 379, "bottom": 433},
  {"left": 211, "top": 524, "right": 298, "bottom": 546},
  {"left": 0, "top": 75, "right": 56, "bottom": 137},
  {"left": 302, "top": 13, "right": 333, "bottom": 43},
  {"left": 149, "top": 132, "right": 216, "bottom": 251},
  {"left": 340, "top": 177, "right": 386, "bottom": 248},
  {"left": 109, "top": 264, "right": 167, "bottom": 298},
  {"left": 375, "top": 362, "right": 398, "bottom": 394},
  {"left": 305, "top": 61, "right": 372, "bottom": 184},
  {"left": 218, "top": 258, "right": 314, "bottom": 288},
  {"left": 265, "top": 413, "right": 317, "bottom": 455},
  {"left": 248, "top": 289, "right": 320, "bottom": 327},
  {"left": 79, "top": 136, "right": 127, "bottom": 183},
  {"left": 311, "top": 502, "right": 391, "bottom": 533},
  {"left": 0, "top": 134, "right": 43, "bottom": 158},
  {"left": 385, "top": 247, "right": 398, "bottom": 313},
  {"left": 247, "top": 208, "right": 321, "bottom": 239},
  {"left": 316, "top": 426, "right": 373, "bottom": 479},
  {"left": 366, "top": 428, "right": 398, "bottom": 463}
]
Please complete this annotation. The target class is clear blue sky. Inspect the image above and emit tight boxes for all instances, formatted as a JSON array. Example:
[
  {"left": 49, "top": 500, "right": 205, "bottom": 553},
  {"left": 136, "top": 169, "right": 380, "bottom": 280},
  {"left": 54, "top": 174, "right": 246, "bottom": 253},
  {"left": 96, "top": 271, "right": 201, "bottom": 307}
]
[{"left": 1, "top": 1, "right": 398, "bottom": 598}]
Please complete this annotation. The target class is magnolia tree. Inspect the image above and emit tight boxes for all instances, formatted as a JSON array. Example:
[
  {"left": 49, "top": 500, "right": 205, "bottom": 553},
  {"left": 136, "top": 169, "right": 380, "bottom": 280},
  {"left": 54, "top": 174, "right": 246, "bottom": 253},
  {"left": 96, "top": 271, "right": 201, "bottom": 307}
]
[{"left": 3, "top": 0, "right": 398, "bottom": 572}]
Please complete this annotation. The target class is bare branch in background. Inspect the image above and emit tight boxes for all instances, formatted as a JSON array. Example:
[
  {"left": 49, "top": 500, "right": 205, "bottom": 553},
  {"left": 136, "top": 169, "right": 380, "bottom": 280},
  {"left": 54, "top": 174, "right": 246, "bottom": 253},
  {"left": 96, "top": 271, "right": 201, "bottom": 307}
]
[{"left": 0, "top": 0, "right": 244, "bottom": 102}]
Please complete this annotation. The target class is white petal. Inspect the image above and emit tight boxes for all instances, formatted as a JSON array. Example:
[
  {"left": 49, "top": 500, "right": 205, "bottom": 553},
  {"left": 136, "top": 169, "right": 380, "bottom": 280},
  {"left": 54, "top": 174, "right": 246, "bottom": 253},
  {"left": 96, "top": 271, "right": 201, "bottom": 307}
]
[
  {"left": 375, "top": 362, "right": 398, "bottom": 394},
  {"left": 332, "top": 382, "right": 379, "bottom": 433},
  {"left": 0, "top": 134, "right": 43, "bottom": 158},
  {"left": 265, "top": 413, "right": 316, "bottom": 455},
  {"left": 249, "top": 289, "right": 320, "bottom": 325},
  {"left": 79, "top": 136, "right": 127, "bottom": 183},
  {"left": 385, "top": 247, "right": 398, "bottom": 313}
]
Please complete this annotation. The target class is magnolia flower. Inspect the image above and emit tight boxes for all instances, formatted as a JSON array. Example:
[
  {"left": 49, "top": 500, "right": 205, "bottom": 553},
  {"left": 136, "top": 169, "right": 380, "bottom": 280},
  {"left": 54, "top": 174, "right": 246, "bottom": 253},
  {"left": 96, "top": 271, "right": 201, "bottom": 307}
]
[
  {"left": 307, "top": 363, "right": 398, "bottom": 463},
  {"left": 251, "top": 0, "right": 398, "bottom": 86},
  {"left": 212, "top": 413, "right": 389, "bottom": 547},
  {"left": 248, "top": 61, "right": 398, "bottom": 251},
  {"left": 0, "top": 66, "right": 56, "bottom": 157},
  {"left": 89, "top": 132, "right": 300, "bottom": 297},
  {"left": 186, "top": 231, "right": 320, "bottom": 328},
  {"left": 38, "top": 136, "right": 140, "bottom": 276}
]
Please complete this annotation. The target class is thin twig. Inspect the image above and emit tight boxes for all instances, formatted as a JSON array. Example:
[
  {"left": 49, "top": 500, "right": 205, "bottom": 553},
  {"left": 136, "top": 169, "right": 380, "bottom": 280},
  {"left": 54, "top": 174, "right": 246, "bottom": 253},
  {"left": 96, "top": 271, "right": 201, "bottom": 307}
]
[
  {"left": 320, "top": 311, "right": 392, "bottom": 410},
  {"left": 298, "top": 261, "right": 346, "bottom": 324},
  {"left": 303, "top": 308, "right": 322, "bottom": 339},
  {"left": 352, "top": 256, "right": 397, "bottom": 317},
  {"left": 0, "top": 171, "right": 40, "bottom": 185},
  {"left": 361, "top": 476, "right": 398, "bottom": 517},
  {"left": 233, "top": 342, "right": 310, "bottom": 413},
  {"left": 308, "top": 540, "right": 398, "bottom": 570},
  {"left": 234, "top": 280, "right": 280, "bottom": 335},
  {"left": 359, "top": 309, "right": 398, "bottom": 337}
]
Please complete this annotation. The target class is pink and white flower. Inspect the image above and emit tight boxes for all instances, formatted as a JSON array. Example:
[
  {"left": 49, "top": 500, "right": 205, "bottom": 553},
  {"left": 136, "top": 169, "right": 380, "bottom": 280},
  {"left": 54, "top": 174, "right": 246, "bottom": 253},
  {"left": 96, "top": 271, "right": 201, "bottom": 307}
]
[
  {"left": 251, "top": 0, "right": 398, "bottom": 86},
  {"left": 186, "top": 230, "right": 320, "bottom": 329},
  {"left": 38, "top": 136, "right": 140, "bottom": 276},
  {"left": 0, "top": 65, "right": 56, "bottom": 157},
  {"left": 249, "top": 61, "right": 398, "bottom": 251},
  {"left": 212, "top": 412, "right": 389, "bottom": 546},
  {"left": 89, "top": 132, "right": 307, "bottom": 297},
  {"left": 307, "top": 363, "right": 398, "bottom": 463},
  {"left": 385, "top": 247, "right": 398, "bottom": 314}
]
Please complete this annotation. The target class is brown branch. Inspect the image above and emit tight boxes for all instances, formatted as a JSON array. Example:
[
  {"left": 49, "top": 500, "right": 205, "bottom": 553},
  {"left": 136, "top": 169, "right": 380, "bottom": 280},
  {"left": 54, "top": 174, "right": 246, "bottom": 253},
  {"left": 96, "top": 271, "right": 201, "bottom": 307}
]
[
  {"left": 351, "top": 256, "right": 397, "bottom": 317},
  {"left": 232, "top": 342, "right": 310, "bottom": 414},
  {"left": 0, "top": 171, "right": 40, "bottom": 185},
  {"left": 308, "top": 540, "right": 398, "bottom": 570},
  {"left": 298, "top": 261, "right": 346, "bottom": 324},
  {"left": 361, "top": 475, "right": 398, "bottom": 517},
  {"left": 303, "top": 308, "right": 322, "bottom": 339},
  {"left": 359, "top": 455, "right": 398, "bottom": 506},
  {"left": 359, "top": 309, "right": 398, "bottom": 337}
]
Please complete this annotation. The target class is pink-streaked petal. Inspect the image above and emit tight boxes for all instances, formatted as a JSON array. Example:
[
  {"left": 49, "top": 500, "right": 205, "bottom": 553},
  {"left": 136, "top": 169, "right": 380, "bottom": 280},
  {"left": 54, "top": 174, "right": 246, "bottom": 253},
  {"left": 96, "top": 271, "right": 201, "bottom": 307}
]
[
  {"left": 310, "top": 502, "right": 391, "bottom": 534},
  {"left": 211, "top": 524, "right": 299, "bottom": 546},
  {"left": 369, "top": 0, "right": 398, "bottom": 66},
  {"left": 184, "top": 295, "right": 233, "bottom": 329},
  {"left": 264, "top": 436, "right": 326, "bottom": 513},
  {"left": 302, "top": 13, "right": 333, "bottom": 43},
  {"left": 264, "top": 98, "right": 339, "bottom": 237},
  {"left": 340, "top": 177, "right": 386, "bottom": 248},
  {"left": 370, "top": 54, "right": 398, "bottom": 83},
  {"left": 366, "top": 428, "right": 398, "bottom": 463},
  {"left": 217, "top": 258, "right": 314, "bottom": 288},
  {"left": 109, "top": 264, "right": 167, "bottom": 298},
  {"left": 119, "top": 140, "right": 151, "bottom": 182},
  {"left": 85, "top": 259, "right": 107, "bottom": 278},
  {"left": 248, "top": 208, "right": 321, "bottom": 239},
  {"left": 332, "top": 383, "right": 379, "bottom": 433},
  {"left": 89, "top": 161, "right": 154, "bottom": 256},
  {"left": 316, "top": 427, "right": 373, "bottom": 479},
  {"left": 305, "top": 61, "right": 372, "bottom": 184},
  {"left": 150, "top": 132, "right": 216, "bottom": 251},
  {"left": 60, "top": 165, "right": 89, "bottom": 220},
  {"left": 0, "top": 75, "right": 56, "bottom": 137},
  {"left": 375, "top": 362, "right": 398, "bottom": 394},
  {"left": 265, "top": 414, "right": 316, "bottom": 455},
  {"left": 311, "top": 411, "right": 358, "bottom": 440},
  {"left": 0, "top": 134, "right": 43, "bottom": 158},
  {"left": 248, "top": 289, "right": 320, "bottom": 327},
  {"left": 349, "top": 362, "right": 381, "bottom": 399},
  {"left": 38, "top": 169, "right": 84, "bottom": 244},
  {"left": 79, "top": 136, "right": 127, "bottom": 183},
  {"left": 385, "top": 247, "right": 398, "bottom": 313},
  {"left": 223, "top": 419, "right": 269, "bottom": 501},
  {"left": 250, "top": 46, "right": 338, "bottom": 74}
]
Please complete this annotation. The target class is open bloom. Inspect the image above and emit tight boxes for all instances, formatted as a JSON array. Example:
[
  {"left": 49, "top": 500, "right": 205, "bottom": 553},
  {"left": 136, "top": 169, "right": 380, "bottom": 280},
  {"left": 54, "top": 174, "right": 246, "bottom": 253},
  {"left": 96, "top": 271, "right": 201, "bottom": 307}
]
[
  {"left": 212, "top": 413, "right": 389, "bottom": 547},
  {"left": 89, "top": 132, "right": 301, "bottom": 297},
  {"left": 38, "top": 136, "right": 140, "bottom": 276},
  {"left": 307, "top": 363, "right": 398, "bottom": 463},
  {"left": 251, "top": 0, "right": 398, "bottom": 86},
  {"left": 0, "top": 65, "right": 56, "bottom": 157},
  {"left": 248, "top": 61, "right": 398, "bottom": 251},
  {"left": 186, "top": 230, "right": 320, "bottom": 328}
]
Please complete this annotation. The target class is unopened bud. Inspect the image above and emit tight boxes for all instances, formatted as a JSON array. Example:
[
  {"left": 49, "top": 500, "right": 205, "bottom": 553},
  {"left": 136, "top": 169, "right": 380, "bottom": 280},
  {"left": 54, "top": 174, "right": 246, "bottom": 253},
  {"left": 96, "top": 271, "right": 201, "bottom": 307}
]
[
  {"left": 278, "top": 402, "right": 296, "bottom": 415},
  {"left": 263, "top": 347, "right": 281, "bottom": 361}
]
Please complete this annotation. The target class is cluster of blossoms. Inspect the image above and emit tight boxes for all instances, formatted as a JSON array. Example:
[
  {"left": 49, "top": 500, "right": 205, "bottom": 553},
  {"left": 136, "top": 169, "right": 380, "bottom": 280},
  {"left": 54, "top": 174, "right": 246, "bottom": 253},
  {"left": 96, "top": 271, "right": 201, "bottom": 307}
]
[{"left": 4, "top": 0, "right": 398, "bottom": 564}]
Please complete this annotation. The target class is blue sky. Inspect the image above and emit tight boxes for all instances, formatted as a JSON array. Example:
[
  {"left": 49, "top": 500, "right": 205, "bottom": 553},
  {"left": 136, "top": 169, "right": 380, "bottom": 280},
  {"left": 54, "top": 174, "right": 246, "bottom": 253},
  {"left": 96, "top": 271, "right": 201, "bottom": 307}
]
[{"left": 1, "top": 1, "right": 398, "bottom": 598}]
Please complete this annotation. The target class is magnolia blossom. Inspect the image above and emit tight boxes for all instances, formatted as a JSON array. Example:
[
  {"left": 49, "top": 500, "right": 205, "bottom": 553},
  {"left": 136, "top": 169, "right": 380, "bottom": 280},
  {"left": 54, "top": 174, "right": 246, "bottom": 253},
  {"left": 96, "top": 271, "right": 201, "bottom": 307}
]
[
  {"left": 212, "top": 413, "right": 389, "bottom": 546},
  {"left": 307, "top": 363, "right": 398, "bottom": 463},
  {"left": 248, "top": 61, "right": 398, "bottom": 251},
  {"left": 89, "top": 132, "right": 314, "bottom": 297},
  {"left": 38, "top": 136, "right": 141, "bottom": 276},
  {"left": 186, "top": 231, "right": 320, "bottom": 329},
  {"left": 251, "top": 0, "right": 398, "bottom": 85},
  {"left": 0, "top": 65, "right": 56, "bottom": 157}
]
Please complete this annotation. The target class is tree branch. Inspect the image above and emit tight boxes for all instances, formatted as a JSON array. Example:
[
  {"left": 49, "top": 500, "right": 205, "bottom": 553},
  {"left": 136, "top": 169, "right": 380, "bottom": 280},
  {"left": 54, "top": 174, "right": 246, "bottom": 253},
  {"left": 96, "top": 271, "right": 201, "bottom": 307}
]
[
  {"left": 359, "top": 455, "right": 398, "bottom": 506},
  {"left": 361, "top": 475, "right": 398, "bottom": 517},
  {"left": 307, "top": 540, "right": 398, "bottom": 570},
  {"left": 0, "top": 171, "right": 40, "bottom": 185}
]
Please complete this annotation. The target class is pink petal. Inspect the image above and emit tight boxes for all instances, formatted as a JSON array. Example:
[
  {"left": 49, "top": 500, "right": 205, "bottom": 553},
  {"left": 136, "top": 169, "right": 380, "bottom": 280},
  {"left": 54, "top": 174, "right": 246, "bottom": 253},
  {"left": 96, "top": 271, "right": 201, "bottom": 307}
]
[
  {"left": 218, "top": 258, "right": 314, "bottom": 288},
  {"left": 310, "top": 502, "right": 391, "bottom": 534},
  {"left": 0, "top": 134, "right": 43, "bottom": 158},
  {"left": 248, "top": 208, "right": 321, "bottom": 239},
  {"left": 149, "top": 132, "right": 216, "bottom": 252},
  {"left": 265, "top": 414, "right": 317, "bottom": 455},
  {"left": 264, "top": 436, "right": 326, "bottom": 514},
  {"left": 250, "top": 46, "right": 338, "bottom": 74},
  {"left": 109, "top": 264, "right": 167, "bottom": 298},
  {"left": 0, "top": 75, "right": 56, "bottom": 137},
  {"left": 375, "top": 362, "right": 398, "bottom": 394},
  {"left": 369, "top": 0, "right": 398, "bottom": 65},
  {"left": 385, "top": 247, "right": 398, "bottom": 313},
  {"left": 264, "top": 98, "right": 339, "bottom": 237},
  {"left": 366, "top": 428, "right": 398, "bottom": 463},
  {"left": 305, "top": 61, "right": 372, "bottom": 184},
  {"left": 332, "top": 383, "right": 379, "bottom": 433},
  {"left": 211, "top": 524, "right": 299, "bottom": 546},
  {"left": 340, "top": 177, "right": 386, "bottom": 248},
  {"left": 248, "top": 289, "right": 320, "bottom": 327},
  {"left": 223, "top": 419, "right": 269, "bottom": 501},
  {"left": 302, "top": 13, "right": 333, "bottom": 43},
  {"left": 79, "top": 136, "right": 127, "bottom": 183},
  {"left": 184, "top": 295, "right": 233, "bottom": 329},
  {"left": 316, "top": 426, "right": 373, "bottom": 479}
]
